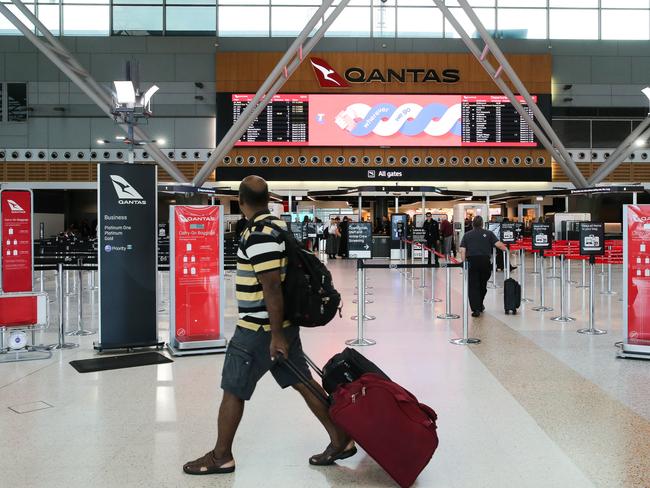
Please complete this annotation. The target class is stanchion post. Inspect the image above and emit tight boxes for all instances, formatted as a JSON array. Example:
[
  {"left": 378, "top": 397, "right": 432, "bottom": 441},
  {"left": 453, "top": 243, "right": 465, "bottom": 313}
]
[
  {"left": 437, "top": 265, "right": 460, "bottom": 320},
  {"left": 551, "top": 253, "right": 575, "bottom": 322},
  {"left": 578, "top": 256, "right": 607, "bottom": 335},
  {"left": 532, "top": 251, "right": 553, "bottom": 312},
  {"left": 601, "top": 245, "right": 616, "bottom": 295},
  {"left": 520, "top": 248, "right": 532, "bottom": 303},
  {"left": 577, "top": 259, "right": 589, "bottom": 288},
  {"left": 532, "top": 251, "right": 540, "bottom": 274},
  {"left": 346, "top": 261, "right": 376, "bottom": 346},
  {"left": 419, "top": 244, "right": 426, "bottom": 288},
  {"left": 68, "top": 258, "right": 93, "bottom": 336},
  {"left": 450, "top": 261, "right": 480, "bottom": 345},
  {"left": 49, "top": 263, "right": 78, "bottom": 350},
  {"left": 426, "top": 258, "right": 442, "bottom": 304}
]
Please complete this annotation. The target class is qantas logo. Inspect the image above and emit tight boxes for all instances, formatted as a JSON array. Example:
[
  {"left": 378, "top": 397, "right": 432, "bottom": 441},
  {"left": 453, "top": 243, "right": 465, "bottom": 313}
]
[
  {"left": 6, "top": 199, "right": 25, "bottom": 213},
  {"left": 309, "top": 57, "right": 350, "bottom": 88},
  {"left": 178, "top": 215, "right": 216, "bottom": 223},
  {"left": 110, "top": 174, "right": 147, "bottom": 205}
]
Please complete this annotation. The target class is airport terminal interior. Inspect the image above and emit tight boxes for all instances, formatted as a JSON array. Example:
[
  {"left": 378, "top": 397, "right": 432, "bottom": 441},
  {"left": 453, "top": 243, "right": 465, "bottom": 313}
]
[{"left": 2, "top": 1, "right": 650, "bottom": 487}]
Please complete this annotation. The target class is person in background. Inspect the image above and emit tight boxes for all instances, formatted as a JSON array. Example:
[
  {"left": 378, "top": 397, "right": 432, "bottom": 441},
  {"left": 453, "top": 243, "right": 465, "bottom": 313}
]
[
  {"left": 234, "top": 214, "right": 247, "bottom": 243},
  {"left": 183, "top": 176, "right": 355, "bottom": 477},
  {"left": 302, "top": 215, "right": 312, "bottom": 251},
  {"left": 459, "top": 216, "right": 509, "bottom": 317},
  {"left": 337, "top": 216, "right": 349, "bottom": 259},
  {"left": 440, "top": 215, "right": 454, "bottom": 260},
  {"left": 326, "top": 217, "right": 341, "bottom": 259},
  {"left": 422, "top": 212, "right": 440, "bottom": 267},
  {"left": 382, "top": 215, "right": 390, "bottom": 235}
]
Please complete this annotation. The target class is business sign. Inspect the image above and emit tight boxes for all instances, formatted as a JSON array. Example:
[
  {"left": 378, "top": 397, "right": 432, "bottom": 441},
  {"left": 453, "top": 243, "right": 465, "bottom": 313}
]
[
  {"left": 579, "top": 222, "right": 605, "bottom": 256},
  {"left": 1, "top": 190, "right": 33, "bottom": 293},
  {"left": 98, "top": 163, "right": 158, "bottom": 350},
  {"left": 622, "top": 205, "right": 650, "bottom": 353},
  {"left": 531, "top": 223, "right": 553, "bottom": 251},
  {"left": 169, "top": 205, "right": 226, "bottom": 355},
  {"left": 348, "top": 222, "right": 372, "bottom": 259},
  {"left": 501, "top": 222, "right": 517, "bottom": 244}
]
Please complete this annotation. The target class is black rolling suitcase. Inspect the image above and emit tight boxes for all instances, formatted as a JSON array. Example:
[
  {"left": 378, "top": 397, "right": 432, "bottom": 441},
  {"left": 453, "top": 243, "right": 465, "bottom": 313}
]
[
  {"left": 306, "top": 347, "right": 390, "bottom": 395},
  {"left": 503, "top": 278, "right": 521, "bottom": 314}
]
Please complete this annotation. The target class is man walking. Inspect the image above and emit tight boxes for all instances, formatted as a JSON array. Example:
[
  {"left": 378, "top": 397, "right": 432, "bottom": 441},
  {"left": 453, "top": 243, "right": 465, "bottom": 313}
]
[
  {"left": 440, "top": 215, "right": 454, "bottom": 259},
  {"left": 459, "top": 216, "right": 509, "bottom": 317},
  {"left": 183, "top": 176, "right": 355, "bottom": 476},
  {"left": 422, "top": 212, "right": 440, "bottom": 266}
]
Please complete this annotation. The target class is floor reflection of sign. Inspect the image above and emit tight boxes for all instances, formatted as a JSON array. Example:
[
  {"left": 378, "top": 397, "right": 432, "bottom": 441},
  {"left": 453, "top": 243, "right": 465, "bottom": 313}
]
[{"left": 348, "top": 222, "right": 372, "bottom": 259}]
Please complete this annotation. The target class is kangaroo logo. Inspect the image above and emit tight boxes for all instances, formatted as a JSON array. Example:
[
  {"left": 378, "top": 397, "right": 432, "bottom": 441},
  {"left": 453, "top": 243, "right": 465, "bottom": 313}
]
[
  {"left": 310, "top": 57, "right": 350, "bottom": 88},
  {"left": 6, "top": 199, "right": 25, "bottom": 213},
  {"left": 110, "top": 175, "right": 144, "bottom": 200}
]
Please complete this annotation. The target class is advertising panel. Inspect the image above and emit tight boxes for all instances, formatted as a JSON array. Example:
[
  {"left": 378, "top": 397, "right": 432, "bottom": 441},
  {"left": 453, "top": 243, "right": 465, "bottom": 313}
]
[
  {"left": 348, "top": 222, "right": 372, "bottom": 259},
  {"left": 1, "top": 190, "right": 33, "bottom": 293},
  {"left": 169, "top": 205, "right": 226, "bottom": 354},
  {"left": 579, "top": 222, "right": 605, "bottom": 256},
  {"left": 531, "top": 223, "right": 553, "bottom": 251},
  {"left": 97, "top": 163, "right": 158, "bottom": 350},
  {"left": 623, "top": 205, "right": 650, "bottom": 351},
  {"left": 501, "top": 222, "right": 517, "bottom": 244}
]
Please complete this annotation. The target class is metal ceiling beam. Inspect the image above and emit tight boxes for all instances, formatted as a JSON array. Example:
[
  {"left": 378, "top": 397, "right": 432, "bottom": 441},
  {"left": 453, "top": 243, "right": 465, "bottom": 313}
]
[
  {"left": 4, "top": 0, "right": 188, "bottom": 183},
  {"left": 432, "top": 0, "right": 588, "bottom": 188},
  {"left": 588, "top": 116, "right": 650, "bottom": 186},
  {"left": 193, "top": 0, "right": 350, "bottom": 186}
]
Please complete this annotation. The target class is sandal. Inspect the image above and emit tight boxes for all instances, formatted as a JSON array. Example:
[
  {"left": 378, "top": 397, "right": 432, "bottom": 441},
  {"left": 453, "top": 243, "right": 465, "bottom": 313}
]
[
  {"left": 183, "top": 451, "right": 236, "bottom": 475},
  {"left": 309, "top": 441, "right": 357, "bottom": 466}
]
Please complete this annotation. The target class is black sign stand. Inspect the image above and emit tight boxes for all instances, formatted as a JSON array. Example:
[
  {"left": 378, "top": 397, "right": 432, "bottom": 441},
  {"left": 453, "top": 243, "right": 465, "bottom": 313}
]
[
  {"left": 95, "top": 163, "right": 161, "bottom": 352},
  {"left": 578, "top": 222, "right": 607, "bottom": 335}
]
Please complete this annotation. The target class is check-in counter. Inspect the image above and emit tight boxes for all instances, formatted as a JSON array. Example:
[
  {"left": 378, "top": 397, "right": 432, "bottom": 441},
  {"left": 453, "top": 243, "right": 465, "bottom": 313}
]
[{"left": 372, "top": 235, "right": 390, "bottom": 258}]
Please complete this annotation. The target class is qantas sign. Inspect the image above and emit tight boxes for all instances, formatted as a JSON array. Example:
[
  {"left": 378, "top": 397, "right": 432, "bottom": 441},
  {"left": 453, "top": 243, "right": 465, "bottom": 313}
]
[{"left": 309, "top": 56, "right": 460, "bottom": 87}]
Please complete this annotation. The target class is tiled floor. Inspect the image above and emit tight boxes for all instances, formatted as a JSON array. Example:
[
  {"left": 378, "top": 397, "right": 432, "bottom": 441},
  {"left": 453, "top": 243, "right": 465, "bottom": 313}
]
[{"left": 1, "top": 258, "right": 649, "bottom": 488}]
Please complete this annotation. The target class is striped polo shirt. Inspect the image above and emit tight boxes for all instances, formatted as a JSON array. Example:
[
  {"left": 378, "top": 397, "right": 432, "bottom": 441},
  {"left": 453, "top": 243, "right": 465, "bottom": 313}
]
[{"left": 236, "top": 212, "right": 291, "bottom": 332}]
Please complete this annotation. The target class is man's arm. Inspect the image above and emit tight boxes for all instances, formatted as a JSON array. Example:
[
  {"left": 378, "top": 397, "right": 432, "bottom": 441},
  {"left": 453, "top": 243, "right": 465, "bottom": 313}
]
[
  {"left": 495, "top": 241, "right": 508, "bottom": 253},
  {"left": 459, "top": 246, "right": 466, "bottom": 262},
  {"left": 257, "top": 270, "right": 289, "bottom": 360}
]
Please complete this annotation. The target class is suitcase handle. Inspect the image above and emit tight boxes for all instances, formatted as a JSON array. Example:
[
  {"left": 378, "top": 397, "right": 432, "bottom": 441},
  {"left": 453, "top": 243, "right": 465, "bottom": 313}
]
[{"left": 275, "top": 353, "right": 330, "bottom": 407}]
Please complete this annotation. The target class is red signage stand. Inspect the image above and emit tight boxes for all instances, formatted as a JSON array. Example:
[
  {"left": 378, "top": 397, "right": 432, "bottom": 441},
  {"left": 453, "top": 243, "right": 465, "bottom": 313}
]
[
  {"left": 167, "top": 205, "right": 227, "bottom": 356},
  {"left": 619, "top": 205, "right": 650, "bottom": 359},
  {"left": 0, "top": 190, "right": 33, "bottom": 293}
]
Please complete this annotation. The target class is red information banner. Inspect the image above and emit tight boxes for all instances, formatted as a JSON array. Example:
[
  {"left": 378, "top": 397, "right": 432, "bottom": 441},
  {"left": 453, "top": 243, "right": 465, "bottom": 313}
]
[
  {"left": 625, "top": 205, "right": 650, "bottom": 346},
  {"left": 172, "top": 205, "right": 222, "bottom": 343},
  {"left": 1, "top": 190, "right": 33, "bottom": 293}
]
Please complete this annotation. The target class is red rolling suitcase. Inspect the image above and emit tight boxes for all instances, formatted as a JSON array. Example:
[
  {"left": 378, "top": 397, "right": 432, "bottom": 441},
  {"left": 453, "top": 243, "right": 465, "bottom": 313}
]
[{"left": 279, "top": 355, "right": 438, "bottom": 488}]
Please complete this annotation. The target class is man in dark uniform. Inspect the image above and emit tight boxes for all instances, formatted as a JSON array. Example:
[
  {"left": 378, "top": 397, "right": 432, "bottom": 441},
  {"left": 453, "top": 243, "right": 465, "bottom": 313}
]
[
  {"left": 459, "top": 216, "right": 509, "bottom": 317},
  {"left": 422, "top": 212, "right": 440, "bottom": 266}
]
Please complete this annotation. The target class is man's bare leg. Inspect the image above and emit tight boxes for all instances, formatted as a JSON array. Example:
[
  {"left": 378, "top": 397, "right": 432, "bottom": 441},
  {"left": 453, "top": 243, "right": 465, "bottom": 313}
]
[
  {"left": 292, "top": 381, "right": 356, "bottom": 465},
  {"left": 183, "top": 391, "right": 244, "bottom": 474}
]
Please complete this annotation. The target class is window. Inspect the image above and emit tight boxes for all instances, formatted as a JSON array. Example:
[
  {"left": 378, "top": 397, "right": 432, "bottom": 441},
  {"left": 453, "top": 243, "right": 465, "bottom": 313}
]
[
  {"left": 62, "top": 5, "right": 109, "bottom": 35},
  {"left": 373, "top": 1, "right": 396, "bottom": 38},
  {"left": 397, "top": 7, "right": 443, "bottom": 38},
  {"left": 166, "top": 6, "right": 216, "bottom": 34},
  {"left": 498, "top": 8, "right": 547, "bottom": 39},
  {"left": 7, "top": 83, "right": 28, "bottom": 123},
  {"left": 0, "top": 4, "right": 35, "bottom": 35},
  {"left": 601, "top": 9, "right": 650, "bottom": 40},
  {"left": 218, "top": 6, "right": 269, "bottom": 36},
  {"left": 325, "top": 6, "right": 370, "bottom": 37},
  {"left": 592, "top": 121, "right": 632, "bottom": 148},
  {"left": 112, "top": 4, "right": 163, "bottom": 35},
  {"left": 271, "top": 6, "right": 319, "bottom": 36},
  {"left": 549, "top": 9, "right": 598, "bottom": 39},
  {"left": 444, "top": 7, "right": 495, "bottom": 38}
]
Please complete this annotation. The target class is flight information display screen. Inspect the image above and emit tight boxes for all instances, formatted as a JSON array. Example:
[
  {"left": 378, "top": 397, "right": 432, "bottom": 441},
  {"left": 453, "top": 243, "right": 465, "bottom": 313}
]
[{"left": 228, "top": 93, "right": 539, "bottom": 148}]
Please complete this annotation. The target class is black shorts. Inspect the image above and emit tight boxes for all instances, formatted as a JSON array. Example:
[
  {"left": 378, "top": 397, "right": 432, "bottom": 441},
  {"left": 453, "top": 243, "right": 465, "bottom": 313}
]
[{"left": 221, "top": 326, "right": 312, "bottom": 401}]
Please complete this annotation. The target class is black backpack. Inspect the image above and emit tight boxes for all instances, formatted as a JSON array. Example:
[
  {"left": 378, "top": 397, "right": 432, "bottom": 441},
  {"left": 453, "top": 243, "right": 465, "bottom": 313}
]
[{"left": 247, "top": 218, "right": 342, "bottom": 328}]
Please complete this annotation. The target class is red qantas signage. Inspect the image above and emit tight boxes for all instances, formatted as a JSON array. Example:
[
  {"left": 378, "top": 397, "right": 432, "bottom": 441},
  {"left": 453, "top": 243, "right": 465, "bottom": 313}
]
[
  {"left": 172, "top": 205, "right": 221, "bottom": 343},
  {"left": 310, "top": 57, "right": 350, "bottom": 88},
  {"left": 1, "top": 190, "right": 33, "bottom": 293},
  {"left": 625, "top": 205, "right": 650, "bottom": 346}
]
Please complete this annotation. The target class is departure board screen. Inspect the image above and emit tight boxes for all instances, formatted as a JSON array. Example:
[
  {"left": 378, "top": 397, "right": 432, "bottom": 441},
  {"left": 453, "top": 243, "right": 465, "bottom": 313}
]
[{"left": 230, "top": 94, "right": 539, "bottom": 148}]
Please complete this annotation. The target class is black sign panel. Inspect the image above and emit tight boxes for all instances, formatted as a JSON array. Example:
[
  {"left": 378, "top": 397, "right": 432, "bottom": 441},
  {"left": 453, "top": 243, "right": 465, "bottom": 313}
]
[
  {"left": 289, "top": 222, "right": 303, "bottom": 242},
  {"left": 531, "top": 223, "right": 553, "bottom": 250},
  {"left": 391, "top": 214, "right": 408, "bottom": 241},
  {"left": 348, "top": 222, "right": 372, "bottom": 258},
  {"left": 304, "top": 223, "right": 317, "bottom": 238},
  {"left": 412, "top": 227, "right": 427, "bottom": 243},
  {"left": 514, "top": 222, "right": 524, "bottom": 240},
  {"left": 98, "top": 163, "right": 157, "bottom": 348},
  {"left": 500, "top": 222, "right": 517, "bottom": 244},
  {"left": 579, "top": 222, "right": 605, "bottom": 256}
]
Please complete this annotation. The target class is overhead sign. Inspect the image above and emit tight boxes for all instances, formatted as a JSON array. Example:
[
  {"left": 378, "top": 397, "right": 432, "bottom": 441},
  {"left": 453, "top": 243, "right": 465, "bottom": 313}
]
[
  {"left": 348, "top": 222, "right": 372, "bottom": 259},
  {"left": 169, "top": 205, "right": 226, "bottom": 355},
  {"left": 1, "top": 190, "right": 33, "bottom": 293},
  {"left": 501, "top": 222, "right": 517, "bottom": 244},
  {"left": 622, "top": 205, "right": 650, "bottom": 352},
  {"left": 579, "top": 222, "right": 605, "bottom": 256},
  {"left": 98, "top": 163, "right": 158, "bottom": 350},
  {"left": 531, "top": 223, "right": 553, "bottom": 251}
]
